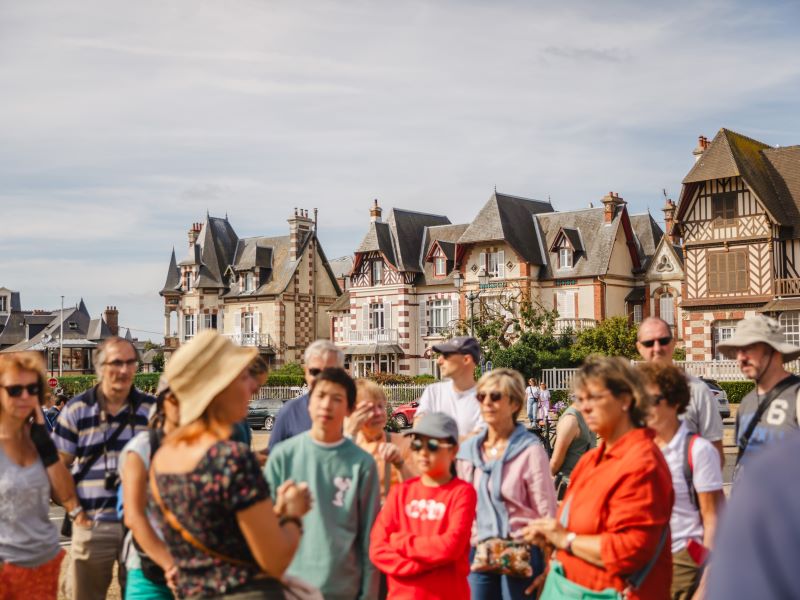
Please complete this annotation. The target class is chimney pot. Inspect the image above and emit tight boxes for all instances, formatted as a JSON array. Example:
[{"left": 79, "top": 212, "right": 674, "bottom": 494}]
[{"left": 370, "top": 198, "right": 383, "bottom": 223}]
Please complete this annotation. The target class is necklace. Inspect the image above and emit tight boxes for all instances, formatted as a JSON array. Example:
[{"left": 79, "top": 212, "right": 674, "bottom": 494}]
[{"left": 485, "top": 438, "right": 508, "bottom": 458}]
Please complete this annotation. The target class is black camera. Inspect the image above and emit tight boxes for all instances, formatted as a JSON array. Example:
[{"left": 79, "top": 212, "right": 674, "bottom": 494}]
[{"left": 104, "top": 472, "right": 120, "bottom": 491}]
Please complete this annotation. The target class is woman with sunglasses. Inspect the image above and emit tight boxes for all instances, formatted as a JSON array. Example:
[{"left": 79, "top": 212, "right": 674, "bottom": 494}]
[
  {"left": 639, "top": 362, "right": 723, "bottom": 600},
  {"left": 370, "top": 412, "right": 476, "bottom": 599},
  {"left": 0, "top": 352, "right": 87, "bottom": 599},
  {"left": 456, "top": 368, "right": 557, "bottom": 600},
  {"left": 519, "top": 356, "right": 673, "bottom": 600}
]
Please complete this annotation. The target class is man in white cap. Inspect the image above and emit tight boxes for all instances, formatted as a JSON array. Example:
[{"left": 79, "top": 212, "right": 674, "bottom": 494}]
[{"left": 717, "top": 315, "right": 800, "bottom": 477}]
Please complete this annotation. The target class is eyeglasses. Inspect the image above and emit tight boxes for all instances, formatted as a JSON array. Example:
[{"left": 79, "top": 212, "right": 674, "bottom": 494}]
[
  {"left": 476, "top": 391, "right": 503, "bottom": 403},
  {"left": 639, "top": 336, "right": 672, "bottom": 348},
  {"left": 410, "top": 438, "right": 453, "bottom": 453},
  {"left": 308, "top": 368, "right": 322, "bottom": 377},
  {"left": 1, "top": 384, "right": 40, "bottom": 398},
  {"left": 103, "top": 359, "right": 138, "bottom": 369}
]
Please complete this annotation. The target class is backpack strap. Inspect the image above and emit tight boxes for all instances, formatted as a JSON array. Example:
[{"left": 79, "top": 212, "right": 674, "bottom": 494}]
[
  {"left": 737, "top": 375, "right": 800, "bottom": 464},
  {"left": 682, "top": 434, "right": 700, "bottom": 511}
]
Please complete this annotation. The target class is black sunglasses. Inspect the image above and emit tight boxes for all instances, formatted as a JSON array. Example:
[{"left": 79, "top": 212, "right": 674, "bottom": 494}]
[
  {"left": 476, "top": 391, "right": 504, "bottom": 403},
  {"left": 410, "top": 438, "right": 453, "bottom": 453},
  {"left": 639, "top": 336, "right": 672, "bottom": 348},
  {"left": 1, "top": 383, "right": 40, "bottom": 398}
]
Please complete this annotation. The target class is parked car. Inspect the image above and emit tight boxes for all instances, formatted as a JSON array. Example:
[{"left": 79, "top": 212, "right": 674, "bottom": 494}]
[
  {"left": 392, "top": 401, "right": 419, "bottom": 429},
  {"left": 700, "top": 377, "right": 731, "bottom": 419},
  {"left": 247, "top": 398, "right": 284, "bottom": 431}
]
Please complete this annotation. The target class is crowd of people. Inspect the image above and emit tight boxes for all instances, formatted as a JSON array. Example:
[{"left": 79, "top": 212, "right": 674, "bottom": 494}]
[{"left": 1, "top": 314, "right": 799, "bottom": 599}]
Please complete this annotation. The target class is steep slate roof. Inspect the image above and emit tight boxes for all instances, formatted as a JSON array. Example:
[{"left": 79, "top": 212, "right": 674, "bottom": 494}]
[
  {"left": 87, "top": 318, "right": 111, "bottom": 341},
  {"left": 196, "top": 217, "right": 239, "bottom": 288},
  {"left": 458, "top": 192, "right": 555, "bottom": 265},
  {"left": 160, "top": 249, "right": 181, "bottom": 295},
  {"left": 233, "top": 238, "right": 273, "bottom": 270},
  {"left": 1, "top": 306, "right": 98, "bottom": 353},
  {"left": 0, "top": 311, "right": 29, "bottom": 348},
  {"left": 223, "top": 235, "right": 292, "bottom": 298},
  {"left": 419, "top": 223, "right": 470, "bottom": 285},
  {"left": 355, "top": 222, "right": 397, "bottom": 266},
  {"left": 681, "top": 129, "right": 800, "bottom": 236},
  {"left": 629, "top": 213, "right": 664, "bottom": 270},
  {"left": 328, "top": 256, "right": 354, "bottom": 280}
]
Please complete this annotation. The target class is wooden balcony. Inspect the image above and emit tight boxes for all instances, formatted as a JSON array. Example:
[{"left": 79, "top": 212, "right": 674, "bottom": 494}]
[{"left": 775, "top": 278, "right": 800, "bottom": 297}]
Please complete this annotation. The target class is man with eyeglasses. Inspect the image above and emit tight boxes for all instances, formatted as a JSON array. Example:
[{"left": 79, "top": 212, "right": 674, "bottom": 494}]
[
  {"left": 636, "top": 317, "right": 724, "bottom": 463},
  {"left": 414, "top": 336, "right": 484, "bottom": 439},
  {"left": 268, "top": 339, "right": 345, "bottom": 452},
  {"left": 52, "top": 337, "right": 154, "bottom": 600}
]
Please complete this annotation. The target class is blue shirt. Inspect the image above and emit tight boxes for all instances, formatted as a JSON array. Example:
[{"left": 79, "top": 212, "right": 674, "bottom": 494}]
[
  {"left": 707, "top": 433, "right": 800, "bottom": 600},
  {"left": 268, "top": 393, "right": 311, "bottom": 451}
]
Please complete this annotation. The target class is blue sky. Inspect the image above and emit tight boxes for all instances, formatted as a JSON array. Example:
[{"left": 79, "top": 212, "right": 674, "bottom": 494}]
[{"left": 2, "top": 0, "right": 799, "bottom": 341}]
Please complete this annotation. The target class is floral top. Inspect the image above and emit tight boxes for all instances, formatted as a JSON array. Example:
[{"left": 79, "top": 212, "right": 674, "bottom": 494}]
[{"left": 149, "top": 441, "right": 269, "bottom": 598}]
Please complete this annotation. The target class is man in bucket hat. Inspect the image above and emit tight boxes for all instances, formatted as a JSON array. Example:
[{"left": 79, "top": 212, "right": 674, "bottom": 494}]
[{"left": 717, "top": 315, "right": 800, "bottom": 475}]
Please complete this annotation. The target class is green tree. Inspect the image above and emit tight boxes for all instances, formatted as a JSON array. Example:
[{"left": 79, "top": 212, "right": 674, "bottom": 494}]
[
  {"left": 570, "top": 316, "right": 639, "bottom": 362},
  {"left": 151, "top": 351, "right": 165, "bottom": 373}
]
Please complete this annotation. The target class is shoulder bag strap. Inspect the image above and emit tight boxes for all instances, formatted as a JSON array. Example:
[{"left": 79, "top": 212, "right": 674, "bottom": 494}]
[
  {"left": 148, "top": 467, "right": 254, "bottom": 568},
  {"left": 682, "top": 434, "right": 699, "bottom": 510},
  {"left": 623, "top": 527, "right": 669, "bottom": 594},
  {"left": 737, "top": 375, "right": 800, "bottom": 464},
  {"left": 383, "top": 431, "right": 392, "bottom": 499}
]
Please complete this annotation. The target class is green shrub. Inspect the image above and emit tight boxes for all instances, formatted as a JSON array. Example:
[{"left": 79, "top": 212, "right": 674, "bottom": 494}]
[
  {"left": 266, "top": 374, "right": 305, "bottom": 386},
  {"left": 56, "top": 373, "right": 162, "bottom": 397},
  {"left": 718, "top": 381, "right": 755, "bottom": 404},
  {"left": 365, "top": 371, "right": 415, "bottom": 384},
  {"left": 270, "top": 362, "right": 304, "bottom": 378},
  {"left": 412, "top": 374, "right": 437, "bottom": 384},
  {"left": 134, "top": 373, "right": 161, "bottom": 393}
]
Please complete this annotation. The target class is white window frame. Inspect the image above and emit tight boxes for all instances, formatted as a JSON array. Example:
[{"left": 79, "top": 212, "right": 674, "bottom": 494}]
[
  {"left": 242, "top": 312, "right": 255, "bottom": 334},
  {"left": 558, "top": 247, "right": 573, "bottom": 269},
  {"left": 183, "top": 314, "right": 196, "bottom": 341},
  {"left": 434, "top": 256, "right": 447, "bottom": 276},
  {"left": 557, "top": 290, "right": 576, "bottom": 319},
  {"left": 779, "top": 312, "right": 800, "bottom": 347},
  {"left": 203, "top": 313, "right": 217, "bottom": 330},
  {"left": 369, "top": 303, "right": 385, "bottom": 330},
  {"left": 712, "top": 319, "right": 738, "bottom": 360},
  {"left": 0, "top": 296, "right": 6, "bottom": 312},
  {"left": 429, "top": 299, "right": 451, "bottom": 334},
  {"left": 183, "top": 271, "right": 193, "bottom": 292},
  {"left": 633, "top": 304, "right": 643, "bottom": 324},
  {"left": 371, "top": 261, "right": 383, "bottom": 285},
  {"left": 245, "top": 273, "right": 255, "bottom": 292},
  {"left": 660, "top": 293, "right": 675, "bottom": 326}
]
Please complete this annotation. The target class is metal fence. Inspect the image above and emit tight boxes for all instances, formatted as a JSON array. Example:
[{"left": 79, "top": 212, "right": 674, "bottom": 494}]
[
  {"left": 255, "top": 383, "right": 429, "bottom": 408},
  {"left": 542, "top": 359, "right": 800, "bottom": 390}
]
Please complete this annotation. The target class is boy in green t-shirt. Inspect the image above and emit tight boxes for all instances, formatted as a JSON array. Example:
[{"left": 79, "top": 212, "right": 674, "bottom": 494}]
[{"left": 264, "top": 367, "right": 380, "bottom": 600}]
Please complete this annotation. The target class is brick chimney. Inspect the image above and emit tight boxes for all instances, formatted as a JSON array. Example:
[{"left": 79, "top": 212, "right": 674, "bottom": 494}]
[
  {"left": 692, "top": 135, "right": 710, "bottom": 162},
  {"left": 370, "top": 199, "right": 382, "bottom": 223},
  {"left": 104, "top": 306, "right": 119, "bottom": 336},
  {"left": 601, "top": 191, "right": 625, "bottom": 224},
  {"left": 288, "top": 208, "right": 314, "bottom": 261},
  {"left": 663, "top": 198, "right": 678, "bottom": 244},
  {"left": 188, "top": 222, "right": 202, "bottom": 247}
]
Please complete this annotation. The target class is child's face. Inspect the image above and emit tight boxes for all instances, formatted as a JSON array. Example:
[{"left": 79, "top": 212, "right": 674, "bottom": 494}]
[
  {"left": 309, "top": 380, "right": 350, "bottom": 434},
  {"left": 411, "top": 435, "right": 456, "bottom": 479}
]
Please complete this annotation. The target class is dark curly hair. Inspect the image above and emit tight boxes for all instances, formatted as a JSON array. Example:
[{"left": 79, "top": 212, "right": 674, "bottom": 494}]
[{"left": 636, "top": 362, "right": 690, "bottom": 415}]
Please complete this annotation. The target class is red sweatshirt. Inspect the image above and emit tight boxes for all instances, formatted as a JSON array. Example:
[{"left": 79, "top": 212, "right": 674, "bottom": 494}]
[{"left": 369, "top": 476, "right": 477, "bottom": 600}]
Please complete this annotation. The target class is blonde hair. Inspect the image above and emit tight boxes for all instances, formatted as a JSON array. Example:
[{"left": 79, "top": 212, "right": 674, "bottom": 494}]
[
  {"left": 0, "top": 352, "right": 50, "bottom": 410},
  {"left": 355, "top": 379, "right": 387, "bottom": 405},
  {"left": 572, "top": 355, "right": 650, "bottom": 427},
  {"left": 476, "top": 368, "right": 526, "bottom": 421}
]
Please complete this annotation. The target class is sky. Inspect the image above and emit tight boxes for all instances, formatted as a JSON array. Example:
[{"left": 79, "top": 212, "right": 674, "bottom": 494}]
[{"left": 2, "top": 0, "right": 800, "bottom": 341}]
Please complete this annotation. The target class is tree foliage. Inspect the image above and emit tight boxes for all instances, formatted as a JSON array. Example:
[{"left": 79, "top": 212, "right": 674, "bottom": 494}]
[{"left": 570, "top": 316, "right": 639, "bottom": 361}]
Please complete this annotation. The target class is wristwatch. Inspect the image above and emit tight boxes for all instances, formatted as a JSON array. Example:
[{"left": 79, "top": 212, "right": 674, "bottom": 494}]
[
  {"left": 564, "top": 532, "right": 577, "bottom": 555},
  {"left": 68, "top": 506, "right": 84, "bottom": 520}
]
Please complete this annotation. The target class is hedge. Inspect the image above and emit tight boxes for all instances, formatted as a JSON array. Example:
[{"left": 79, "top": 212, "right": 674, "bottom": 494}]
[
  {"left": 266, "top": 374, "right": 305, "bottom": 386},
  {"left": 718, "top": 381, "right": 755, "bottom": 404},
  {"left": 55, "top": 373, "right": 162, "bottom": 397}
]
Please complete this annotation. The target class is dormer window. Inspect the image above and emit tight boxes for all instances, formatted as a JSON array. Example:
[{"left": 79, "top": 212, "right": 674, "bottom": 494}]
[
  {"left": 0, "top": 296, "right": 7, "bottom": 312},
  {"left": 558, "top": 248, "right": 573, "bottom": 269},
  {"left": 68, "top": 321, "right": 78, "bottom": 330},
  {"left": 434, "top": 257, "right": 447, "bottom": 276},
  {"left": 245, "top": 273, "right": 255, "bottom": 292},
  {"left": 371, "top": 261, "right": 383, "bottom": 285},
  {"left": 183, "top": 271, "right": 193, "bottom": 291}
]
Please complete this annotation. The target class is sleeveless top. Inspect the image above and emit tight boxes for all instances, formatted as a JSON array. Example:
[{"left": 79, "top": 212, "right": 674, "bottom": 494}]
[{"left": 559, "top": 407, "right": 596, "bottom": 477}]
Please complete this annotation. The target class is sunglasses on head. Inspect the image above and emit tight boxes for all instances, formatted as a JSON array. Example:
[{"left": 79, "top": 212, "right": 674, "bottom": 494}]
[
  {"left": 639, "top": 336, "right": 672, "bottom": 348},
  {"left": 476, "top": 391, "right": 503, "bottom": 403},
  {"left": 1, "top": 384, "right": 40, "bottom": 398},
  {"left": 410, "top": 438, "right": 453, "bottom": 453}
]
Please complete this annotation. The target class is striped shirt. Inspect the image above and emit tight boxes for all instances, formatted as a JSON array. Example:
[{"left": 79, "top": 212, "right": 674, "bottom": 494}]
[{"left": 53, "top": 386, "right": 154, "bottom": 522}]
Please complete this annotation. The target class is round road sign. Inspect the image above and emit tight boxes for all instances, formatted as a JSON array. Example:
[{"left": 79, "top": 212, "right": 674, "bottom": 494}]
[{"left": 48, "top": 377, "right": 58, "bottom": 388}]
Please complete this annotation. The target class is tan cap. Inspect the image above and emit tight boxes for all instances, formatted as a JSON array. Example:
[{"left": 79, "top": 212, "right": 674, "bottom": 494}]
[
  {"left": 716, "top": 315, "right": 800, "bottom": 362},
  {"left": 164, "top": 330, "right": 258, "bottom": 426}
]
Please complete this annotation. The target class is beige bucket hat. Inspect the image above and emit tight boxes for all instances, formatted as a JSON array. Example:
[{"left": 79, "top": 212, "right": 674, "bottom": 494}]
[
  {"left": 716, "top": 315, "right": 800, "bottom": 362},
  {"left": 164, "top": 330, "right": 258, "bottom": 426}
]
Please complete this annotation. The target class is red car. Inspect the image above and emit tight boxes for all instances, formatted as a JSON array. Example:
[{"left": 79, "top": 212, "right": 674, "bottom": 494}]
[{"left": 392, "top": 401, "right": 419, "bottom": 428}]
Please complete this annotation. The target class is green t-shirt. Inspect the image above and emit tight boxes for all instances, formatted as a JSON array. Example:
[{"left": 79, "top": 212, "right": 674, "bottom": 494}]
[{"left": 264, "top": 432, "right": 380, "bottom": 600}]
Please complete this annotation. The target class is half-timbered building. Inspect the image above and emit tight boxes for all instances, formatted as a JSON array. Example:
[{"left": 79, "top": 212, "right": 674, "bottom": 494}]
[{"left": 674, "top": 129, "right": 800, "bottom": 360}]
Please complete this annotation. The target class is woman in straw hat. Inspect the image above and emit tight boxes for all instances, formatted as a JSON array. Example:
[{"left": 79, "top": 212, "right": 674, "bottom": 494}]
[{"left": 149, "top": 331, "right": 311, "bottom": 599}]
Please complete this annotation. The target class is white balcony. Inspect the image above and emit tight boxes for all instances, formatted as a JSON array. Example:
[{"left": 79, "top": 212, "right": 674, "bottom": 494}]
[
  {"left": 224, "top": 332, "right": 273, "bottom": 347},
  {"left": 345, "top": 328, "right": 398, "bottom": 344},
  {"left": 554, "top": 318, "right": 597, "bottom": 335}
]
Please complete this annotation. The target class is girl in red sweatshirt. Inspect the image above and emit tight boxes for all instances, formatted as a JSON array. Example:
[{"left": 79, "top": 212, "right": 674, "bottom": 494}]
[{"left": 369, "top": 412, "right": 477, "bottom": 600}]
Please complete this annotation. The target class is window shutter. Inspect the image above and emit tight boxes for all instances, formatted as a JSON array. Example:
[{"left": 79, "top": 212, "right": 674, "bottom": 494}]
[
  {"left": 218, "top": 310, "right": 224, "bottom": 333},
  {"left": 498, "top": 251, "right": 505, "bottom": 278},
  {"left": 254, "top": 311, "right": 261, "bottom": 334},
  {"left": 362, "top": 304, "right": 369, "bottom": 330},
  {"left": 383, "top": 302, "right": 391, "bottom": 331},
  {"left": 234, "top": 312, "right": 242, "bottom": 335},
  {"left": 479, "top": 252, "right": 486, "bottom": 272}
]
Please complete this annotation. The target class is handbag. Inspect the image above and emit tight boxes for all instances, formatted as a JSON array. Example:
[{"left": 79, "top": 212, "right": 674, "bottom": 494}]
[
  {"left": 149, "top": 468, "right": 322, "bottom": 600},
  {"left": 470, "top": 538, "right": 533, "bottom": 578},
  {"left": 539, "top": 498, "right": 667, "bottom": 600}
]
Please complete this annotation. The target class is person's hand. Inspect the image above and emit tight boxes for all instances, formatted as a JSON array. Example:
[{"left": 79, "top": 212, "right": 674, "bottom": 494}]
[
  {"left": 73, "top": 511, "right": 92, "bottom": 529},
  {"left": 524, "top": 572, "right": 547, "bottom": 598},
  {"left": 378, "top": 442, "right": 403, "bottom": 468},
  {"left": 276, "top": 480, "right": 312, "bottom": 518},
  {"left": 516, "top": 518, "right": 568, "bottom": 550},
  {"left": 164, "top": 564, "right": 179, "bottom": 595},
  {"left": 344, "top": 401, "right": 373, "bottom": 438},
  {"left": 32, "top": 403, "right": 46, "bottom": 425}
]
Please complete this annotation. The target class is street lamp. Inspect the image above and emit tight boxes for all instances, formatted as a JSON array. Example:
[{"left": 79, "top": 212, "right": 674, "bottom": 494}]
[{"left": 453, "top": 267, "right": 489, "bottom": 337}]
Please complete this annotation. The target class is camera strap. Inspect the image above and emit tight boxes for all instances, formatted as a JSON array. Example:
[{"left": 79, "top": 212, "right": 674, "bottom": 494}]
[{"left": 74, "top": 417, "right": 130, "bottom": 486}]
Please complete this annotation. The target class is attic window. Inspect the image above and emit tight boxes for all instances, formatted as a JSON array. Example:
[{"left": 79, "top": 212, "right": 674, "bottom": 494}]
[
  {"left": 245, "top": 273, "right": 255, "bottom": 292},
  {"left": 183, "top": 271, "right": 193, "bottom": 292},
  {"left": 68, "top": 321, "right": 78, "bottom": 330},
  {"left": 434, "top": 257, "right": 447, "bottom": 276},
  {"left": 371, "top": 261, "right": 383, "bottom": 286},
  {"left": 0, "top": 296, "right": 6, "bottom": 312},
  {"left": 558, "top": 248, "right": 573, "bottom": 269}
]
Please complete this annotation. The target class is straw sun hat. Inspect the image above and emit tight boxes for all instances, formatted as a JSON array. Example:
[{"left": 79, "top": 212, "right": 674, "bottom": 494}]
[
  {"left": 716, "top": 315, "right": 800, "bottom": 362},
  {"left": 164, "top": 330, "right": 258, "bottom": 426}
]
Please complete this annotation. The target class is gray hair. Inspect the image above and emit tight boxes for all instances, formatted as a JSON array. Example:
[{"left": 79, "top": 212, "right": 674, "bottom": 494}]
[
  {"left": 303, "top": 339, "right": 344, "bottom": 367},
  {"left": 95, "top": 337, "right": 140, "bottom": 380}
]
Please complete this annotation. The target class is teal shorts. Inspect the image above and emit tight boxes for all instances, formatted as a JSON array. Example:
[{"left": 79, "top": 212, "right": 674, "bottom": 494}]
[{"left": 125, "top": 568, "right": 173, "bottom": 600}]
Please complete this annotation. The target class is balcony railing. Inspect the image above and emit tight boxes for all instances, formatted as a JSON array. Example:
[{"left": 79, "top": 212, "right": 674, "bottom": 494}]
[
  {"left": 776, "top": 278, "right": 800, "bottom": 297},
  {"left": 554, "top": 318, "right": 597, "bottom": 334},
  {"left": 420, "top": 324, "right": 452, "bottom": 337},
  {"left": 224, "top": 332, "right": 273, "bottom": 347},
  {"left": 345, "top": 329, "right": 398, "bottom": 344}
]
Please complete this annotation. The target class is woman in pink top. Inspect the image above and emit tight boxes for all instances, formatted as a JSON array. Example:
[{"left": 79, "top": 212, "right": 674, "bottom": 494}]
[{"left": 457, "top": 368, "right": 557, "bottom": 600}]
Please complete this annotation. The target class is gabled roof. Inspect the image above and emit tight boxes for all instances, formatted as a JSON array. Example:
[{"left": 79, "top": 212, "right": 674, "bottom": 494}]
[
  {"left": 196, "top": 216, "right": 239, "bottom": 288},
  {"left": 680, "top": 129, "right": 800, "bottom": 235},
  {"left": 160, "top": 249, "right": 181, "bottom": 296},
  {"left": 457, "top": 192, "right": 554, "bottom": 265},
  {"left": 646, "top": 235, "right": 685, "bottom": 278},
  {"left": 629, "top": 213, "right": 663, "bottom": 270},
  {"left": 420, "top": 223, "right": 469, "bottom": 285},
  {"left": 549, "top": 227, "right": 584, "bottom": 253},
  {"left": 87, "top": 318, "right": 112, "bottom": 341}
]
